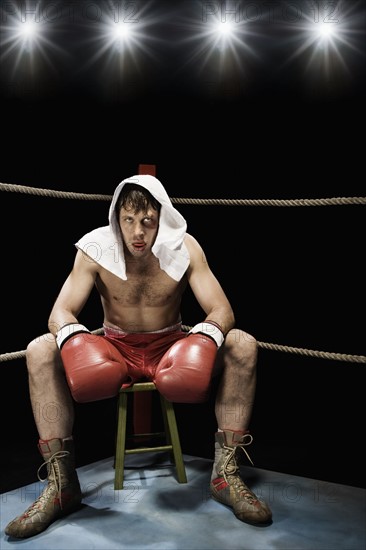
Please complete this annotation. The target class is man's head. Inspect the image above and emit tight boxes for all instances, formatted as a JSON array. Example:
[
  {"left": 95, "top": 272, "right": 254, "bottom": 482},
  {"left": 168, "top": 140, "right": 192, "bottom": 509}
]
[
  {"left": 97, "top": 174, "right": 189, "bottom": 280},
  {"left": 115, "top": 183, "right": 161, "bottom": 258},
  {"left": 115, "top": 183, "right": 161, "bottom": 216}
]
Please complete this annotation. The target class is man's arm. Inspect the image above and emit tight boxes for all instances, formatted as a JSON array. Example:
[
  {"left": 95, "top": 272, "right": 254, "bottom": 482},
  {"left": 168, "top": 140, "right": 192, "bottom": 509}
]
[
  {"left": 154, "top": 234, "right": 235, "bottom": 403},
  {"left": 185, "top": 233, "right": 235, "bottom": 335},
  {"left": 48, "top": 249, "right": 98, "bottom": 336},
  {"left": 48, "top": 249, "right": 128, "bottom": 402}
]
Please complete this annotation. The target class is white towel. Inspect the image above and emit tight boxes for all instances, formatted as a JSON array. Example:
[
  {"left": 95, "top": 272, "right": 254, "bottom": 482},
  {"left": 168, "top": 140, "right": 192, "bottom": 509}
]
[{"left": 75, "top": 174, "right": 190, "bottom": 281}]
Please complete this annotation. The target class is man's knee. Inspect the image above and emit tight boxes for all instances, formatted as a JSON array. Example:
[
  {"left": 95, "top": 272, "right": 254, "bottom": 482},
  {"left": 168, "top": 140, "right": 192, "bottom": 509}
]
[
  {"left": 225, "top": 329, "right": 258, "bottom": 363},
  {"left": 26, "top": 334, "right": 60, "bottom": 371}
]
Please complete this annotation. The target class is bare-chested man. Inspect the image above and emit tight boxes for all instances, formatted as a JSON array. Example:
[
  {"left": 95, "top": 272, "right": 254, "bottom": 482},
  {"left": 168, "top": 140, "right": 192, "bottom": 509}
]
[{"left": 5, "top": 175, "right": 272, "bottom": 539}]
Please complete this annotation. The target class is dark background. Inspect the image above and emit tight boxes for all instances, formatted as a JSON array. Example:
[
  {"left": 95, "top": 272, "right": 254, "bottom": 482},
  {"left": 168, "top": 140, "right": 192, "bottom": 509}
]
[{"left": 1, "top": 0, "right": 365, "bottom": 492}]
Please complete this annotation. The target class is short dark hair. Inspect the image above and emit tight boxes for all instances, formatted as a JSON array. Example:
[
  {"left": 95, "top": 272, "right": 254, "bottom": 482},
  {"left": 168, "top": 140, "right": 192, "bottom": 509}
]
[{"left": 115, "top": 183, "right": 161, "bottom": 215}]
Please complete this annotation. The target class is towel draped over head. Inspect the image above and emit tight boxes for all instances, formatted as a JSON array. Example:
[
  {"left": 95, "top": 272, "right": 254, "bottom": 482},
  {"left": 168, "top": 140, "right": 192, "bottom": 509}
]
[{"left": 75, "top": 174, "right": 190, "bottom": 281}]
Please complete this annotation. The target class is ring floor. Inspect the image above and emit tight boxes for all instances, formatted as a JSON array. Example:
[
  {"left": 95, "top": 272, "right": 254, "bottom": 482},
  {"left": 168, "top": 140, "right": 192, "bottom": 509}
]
[{"left": 1, "top": 453, "right": 365, "bottom": 550}]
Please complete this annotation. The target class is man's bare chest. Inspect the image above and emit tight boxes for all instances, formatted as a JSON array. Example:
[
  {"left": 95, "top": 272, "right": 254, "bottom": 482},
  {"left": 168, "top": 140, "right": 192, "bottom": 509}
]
[
  {"left": 119, "top": 276, "right": 176, "bottom": 306},
  {"left": 97, "top": 269, "right": 185, "bottom": 307}
]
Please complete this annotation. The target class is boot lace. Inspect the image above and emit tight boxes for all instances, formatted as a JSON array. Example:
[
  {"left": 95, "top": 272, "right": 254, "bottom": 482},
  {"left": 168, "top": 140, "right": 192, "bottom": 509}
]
[
  {"left": 221, "top": 434, "right": 258, "bottom": 503},
  {"left": 35, "top": 450, "right": 70, "bottom": 510},
  {"left": 222, "top": 433, "right": 254, "bottom": 475}
]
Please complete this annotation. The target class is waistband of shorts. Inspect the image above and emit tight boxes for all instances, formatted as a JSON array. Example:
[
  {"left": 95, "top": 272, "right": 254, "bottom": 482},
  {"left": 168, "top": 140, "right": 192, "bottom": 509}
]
[{"left": 103, "top": 322, "right": 183, "bottom": 337}]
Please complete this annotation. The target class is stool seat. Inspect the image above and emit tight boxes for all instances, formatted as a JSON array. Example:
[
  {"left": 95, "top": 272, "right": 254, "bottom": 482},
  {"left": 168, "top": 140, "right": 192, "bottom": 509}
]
[{"left": 114, "top": 382, "right": 187, "bottom": 489}]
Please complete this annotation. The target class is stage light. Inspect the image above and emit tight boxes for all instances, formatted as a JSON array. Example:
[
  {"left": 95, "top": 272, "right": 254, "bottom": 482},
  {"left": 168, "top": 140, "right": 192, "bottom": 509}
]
[
  {"left": 18, "top": 20, "right": 38, "bottom": 40},
  {"left": 213, "top": 20, "right": 236, "bottom": 43},
  {"left": 3, "top": 18, "right": 42, "bottom": 54},
  {"left": 281, "top": 1, "right": 366, "bottom": 79},
  {"left": 79, "top": 3, "right": 162, "bottom": 75},
  {"left": 175, "top": 8, "right": 261, "bottom": 79},
  {"left": 105, "top": 20, "right": 138, "bottom": 51},
  {"left": 110, "top": 22, "right": 133, "bottom": 43},
  {"left": 0, "top": 1, "right": 68, "bottom": 75},
  {"left": 316, "top": 22, "right": 337, "bottom": 40},
  {"left": 204, "top": 15, "right": 249, "bottom": 54},
  {"left": 310, "top": 21, "right": 340, "bottom": 52}
]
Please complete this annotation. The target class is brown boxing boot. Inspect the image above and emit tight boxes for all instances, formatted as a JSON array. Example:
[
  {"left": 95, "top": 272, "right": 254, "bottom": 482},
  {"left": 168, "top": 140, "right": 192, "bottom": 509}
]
[
  {"left": 210, "top": 430, "right": 272, "bottom": 525},
  {"left": 5, "top": 437, "right": 82, "bottom": 539}
]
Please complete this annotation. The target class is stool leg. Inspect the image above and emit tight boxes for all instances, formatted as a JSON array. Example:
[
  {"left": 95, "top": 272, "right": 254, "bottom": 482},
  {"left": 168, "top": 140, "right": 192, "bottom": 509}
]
[
  {"left": 160, "top": 395, "right": 187, "bottom": 484},
  {"left": 114, "top": 392, "right": 128, "bottom": 490}
]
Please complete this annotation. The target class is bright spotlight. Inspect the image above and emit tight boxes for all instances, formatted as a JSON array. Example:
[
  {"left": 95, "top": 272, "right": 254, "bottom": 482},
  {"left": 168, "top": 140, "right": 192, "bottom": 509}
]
[
  {"left": 317, "top": 23, "right": 337, "bottom": 39},
  {"left": 281, "top": 0, "right": 366, "bottom": 80},
  {"left": 110, "top": 22, "right": 133, "bottom": 44},
  {"left": 207, "top": 18, "right": 242, "bottom": 51},
  {"left": 215, "top": 21, "right": 235, "bottom": 38},
  {"left": 0, "top": 1, "right": 68, "bottom": 75},
  {"left": 78, "top": 3, "right": 161, "bottom": 75},
  {"left": 10, "top": 19, "right": 42, "bottom": 51},
  {"left": 313, "top": 22, "right": 339, "bottom": 46},
  {"left": 18, "top": 20, "right": 38, "bottom": 40},
  {"left": 172, "top": 3, "right": 262, "bottom": 83}
]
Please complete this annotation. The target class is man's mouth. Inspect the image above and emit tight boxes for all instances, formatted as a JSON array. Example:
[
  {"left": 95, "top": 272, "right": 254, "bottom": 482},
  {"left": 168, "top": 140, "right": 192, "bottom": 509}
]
[{"left": 132, "top": 242, "right": 146, "bottom": 251}]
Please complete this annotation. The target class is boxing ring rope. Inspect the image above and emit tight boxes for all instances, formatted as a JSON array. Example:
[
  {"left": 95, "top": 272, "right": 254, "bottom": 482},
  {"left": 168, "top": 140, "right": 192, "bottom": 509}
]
[
  {"left": 1, "top": 182, "right": 366, "bottom": 206},
  {"left": 1, "top": 181, "right": 365, "bottom": 365}
]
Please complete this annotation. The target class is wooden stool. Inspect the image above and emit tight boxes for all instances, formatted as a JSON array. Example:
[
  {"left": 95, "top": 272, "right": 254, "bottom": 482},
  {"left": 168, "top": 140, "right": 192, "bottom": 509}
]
[{"left": 114, "top": 382, "right": 187, "bottom": 489}]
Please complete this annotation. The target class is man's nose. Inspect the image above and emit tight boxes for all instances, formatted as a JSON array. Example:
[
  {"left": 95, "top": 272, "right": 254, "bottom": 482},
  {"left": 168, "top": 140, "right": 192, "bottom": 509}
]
[{"left": 133, "top": 223, "right": 144, "bottom": 238}]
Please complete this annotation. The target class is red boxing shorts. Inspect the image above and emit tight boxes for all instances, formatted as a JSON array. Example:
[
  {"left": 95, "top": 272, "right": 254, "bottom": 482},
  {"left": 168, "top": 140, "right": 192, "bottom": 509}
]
[{"left": 103, "top": 322, "right": 187, "bottom": 385}]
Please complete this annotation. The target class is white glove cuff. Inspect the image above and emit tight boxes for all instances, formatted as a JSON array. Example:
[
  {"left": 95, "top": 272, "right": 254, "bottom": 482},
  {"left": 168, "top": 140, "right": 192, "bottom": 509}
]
[
  {"left": 189, "top": 322, "right": 225, "bottom": 348},
  {"left": 56, "top": 323, "right": 90, "bottom": 349}
]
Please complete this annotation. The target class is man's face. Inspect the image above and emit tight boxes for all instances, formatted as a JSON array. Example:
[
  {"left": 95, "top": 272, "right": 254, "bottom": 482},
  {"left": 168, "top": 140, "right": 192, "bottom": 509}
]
[{"left": 118, "top": 205, "right": 159, "bottom": 258}]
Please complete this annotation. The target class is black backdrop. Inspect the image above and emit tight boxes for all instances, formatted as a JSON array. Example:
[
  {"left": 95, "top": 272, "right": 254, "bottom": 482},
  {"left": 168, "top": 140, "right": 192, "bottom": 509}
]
[{"left": 1, "top": 0, "right": 365, "bottom": 492}]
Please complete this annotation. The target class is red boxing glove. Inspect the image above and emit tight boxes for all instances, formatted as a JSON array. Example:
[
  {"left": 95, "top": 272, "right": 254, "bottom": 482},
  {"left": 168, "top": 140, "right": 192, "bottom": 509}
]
[
  {"left": 154, "top": 321, "right": 224, "bottom": 403},
  {"left": 57, "top": 324, "right": 128, "bottom": 403}
]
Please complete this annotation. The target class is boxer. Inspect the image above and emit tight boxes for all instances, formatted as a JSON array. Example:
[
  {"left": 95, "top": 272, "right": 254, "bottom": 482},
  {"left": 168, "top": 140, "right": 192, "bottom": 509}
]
[{"left": 5, "top": 175, "right": 271, "bottom": 539}]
